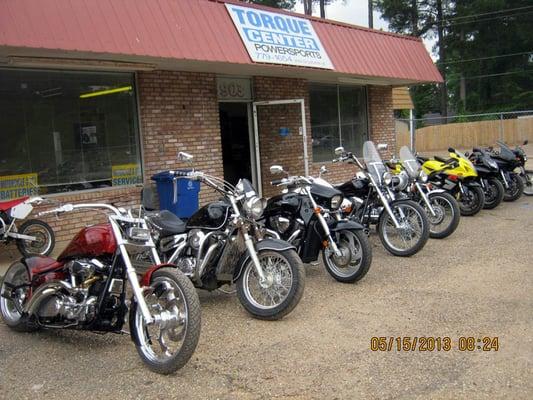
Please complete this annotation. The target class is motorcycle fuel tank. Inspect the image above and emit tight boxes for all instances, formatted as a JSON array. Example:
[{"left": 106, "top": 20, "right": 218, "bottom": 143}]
[
  {"left": 58, "top": 224, "right": 117, "bottom": 261},
  {"left": 186, "top": 201, "right": 231, "bottom": 230}
]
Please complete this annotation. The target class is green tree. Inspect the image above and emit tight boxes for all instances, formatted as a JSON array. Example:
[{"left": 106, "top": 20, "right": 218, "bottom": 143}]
[{"left": 243, "top": 0, "right": 296, "bottom": 9}]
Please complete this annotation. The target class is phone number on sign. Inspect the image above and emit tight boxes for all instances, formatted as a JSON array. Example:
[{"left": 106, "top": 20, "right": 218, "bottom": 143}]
[{"left": 370, "top": 336, "right": 499, "bottom": 352}]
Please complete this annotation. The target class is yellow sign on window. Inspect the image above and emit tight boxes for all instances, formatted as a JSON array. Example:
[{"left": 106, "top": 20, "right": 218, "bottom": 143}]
[
  {"left": 112, "top": 164, "right": 142, "bottom": 186},
  {"left": 0, "top": 173, "right": 39, "bottom": 200}
]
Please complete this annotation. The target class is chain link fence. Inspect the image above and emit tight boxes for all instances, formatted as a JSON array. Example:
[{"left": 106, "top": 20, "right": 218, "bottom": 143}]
[{"left": 396, "top": 110, "right": 533, "bottom": 153}]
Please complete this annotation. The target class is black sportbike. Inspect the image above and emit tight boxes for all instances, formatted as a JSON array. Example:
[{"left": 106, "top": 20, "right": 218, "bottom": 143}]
[
  {"left": 489, "top": 141, "right": 526, "bottom": 201},
  {"left": 468, "top": 147, "right": 505, "bottom": 209},
  {"left": 263, "top": 166, "right": 372, "bottom": 284}
]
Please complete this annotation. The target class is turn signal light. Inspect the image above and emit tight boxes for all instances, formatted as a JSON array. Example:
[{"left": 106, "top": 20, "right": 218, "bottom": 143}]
[{"left": 322, "top": 240, "right": 329, "bottom": 248}]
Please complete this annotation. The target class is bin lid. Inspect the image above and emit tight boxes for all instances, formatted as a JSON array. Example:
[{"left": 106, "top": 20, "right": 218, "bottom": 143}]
[{"left": 151, "top": 170, "right": 192, "bottom": 182}]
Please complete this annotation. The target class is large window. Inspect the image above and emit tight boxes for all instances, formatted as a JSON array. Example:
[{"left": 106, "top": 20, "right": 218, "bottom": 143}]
[
  {"left": 0, "top": 69, "right": 141, "bottom": 197},
  {"left": 310, "top": 84, "right": 368, "bottom": 162}
]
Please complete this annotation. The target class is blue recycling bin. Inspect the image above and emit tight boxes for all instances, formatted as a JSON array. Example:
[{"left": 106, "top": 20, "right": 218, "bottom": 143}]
[{"left": 151, "top": 170, "right": 200, "bottom": 219}]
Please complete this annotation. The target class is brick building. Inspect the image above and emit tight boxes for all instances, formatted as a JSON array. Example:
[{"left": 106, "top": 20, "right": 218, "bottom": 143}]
[{"left": 0, "top": 0, "right": 441, "bottom": 242}]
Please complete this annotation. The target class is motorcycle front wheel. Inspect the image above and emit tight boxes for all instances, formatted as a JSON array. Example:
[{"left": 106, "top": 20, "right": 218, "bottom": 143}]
[
  {"left": 522, "top": 170, "right": 533, "bottom": 196},
  {"left": 236, "top": 249, "right": 305, "bottom": 320},
  {"left": 378, "top": 200, "right": 429, "bottom": 257},
  {"left": 503, "top": 173, "right": 524, "bottom": 201},
  {"left": 458, "top": 185, "right": 485, "bottom": 216},
  {"left": 16, "top": 219, "right": 55, "bottom": 257},
  {"left": 482, "top": 178, "right": 504, "bottom": 209},
  {"left": 130, "top": 267, "right": 201, "bottom": 375},
  {"left": 322, "top": 229, "right": 372, "bottom": 283},
  {"left": 425, "top": 192, "right": 460, "bottom": 239}
]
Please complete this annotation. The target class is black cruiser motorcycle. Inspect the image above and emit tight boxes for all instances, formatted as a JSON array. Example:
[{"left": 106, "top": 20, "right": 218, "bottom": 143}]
[
  {"left": 138, "top": 153, "right": 305, "bottom": 320},
  {"left": 334, "top": 141, "right": 429, "bottom": 257},
  {"left": 263, "top": 166, "right": 372, "bottom": 284}
]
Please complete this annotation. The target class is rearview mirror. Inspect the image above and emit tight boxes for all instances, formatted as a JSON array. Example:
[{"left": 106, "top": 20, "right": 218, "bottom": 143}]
[
  {"left": 319, "top": 165, "right": 328, "bottom": 175},
  {"left": 448, "top": 147, "right": 456, "bottom": 153},
  {"left": 524, "top": 140, "right": 529, "bottom": 145},
  {"left": 270, "top": 165, "right": 284, "bottom": 175},
  {"left": 334, "top": 146, "right": 345, "bottom": 155},
  {"left": 177, "top": 152, "right": 193, "bottom": 162},
  {"left": 377, "top": 143, "right": 388, "bottom": 151}
]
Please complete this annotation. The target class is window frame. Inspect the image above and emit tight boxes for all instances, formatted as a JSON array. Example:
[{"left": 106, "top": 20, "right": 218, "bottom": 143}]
[
  {"left": 309, "top": 82, "right": 370, "bottom": 163},
  {"left": 0, "top": 67, "right": 144, "bottom": 197}
]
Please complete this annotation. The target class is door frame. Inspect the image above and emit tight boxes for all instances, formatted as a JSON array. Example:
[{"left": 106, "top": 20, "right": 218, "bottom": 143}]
[{"left": 252, "top": 99, "right": 308, "bottom": 196}]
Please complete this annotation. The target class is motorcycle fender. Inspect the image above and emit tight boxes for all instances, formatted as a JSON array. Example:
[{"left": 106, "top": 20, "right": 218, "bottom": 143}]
[
  {"left": 232, "top": 238, "right": 295, "bottom": 282},
  {"left": 329, "top": 219, "right": 364, "bottom": 232},
  {"left": 426, "top": 188, "right": 447, "bottom": 195},
  {"left": 139, "top": 263, "right": 178, "bottom": 287}
]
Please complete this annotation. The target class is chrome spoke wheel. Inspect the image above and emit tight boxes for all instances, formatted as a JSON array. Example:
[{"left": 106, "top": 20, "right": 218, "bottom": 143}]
[
  {"left": 426, "top": 197, "right": 453, "bottom": 235},
  {"left": 382, "top": 205, "right": 423, "bottom": 252},
  {"left": 242, "top": 252, "right": 293, "bottom": 310}
]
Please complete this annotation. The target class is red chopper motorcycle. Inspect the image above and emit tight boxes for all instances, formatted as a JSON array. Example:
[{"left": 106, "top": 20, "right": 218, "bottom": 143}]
[{"left": 0, "top": 202, "right": 201, "bottom": 374}]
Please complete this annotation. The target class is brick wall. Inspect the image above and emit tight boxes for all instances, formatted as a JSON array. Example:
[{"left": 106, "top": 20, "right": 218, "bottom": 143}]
[{"left": 368, "top": 85, "right": 395, "bottom": 159}]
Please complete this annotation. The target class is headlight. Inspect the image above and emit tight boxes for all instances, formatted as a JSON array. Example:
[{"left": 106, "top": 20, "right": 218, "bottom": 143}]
[
  {"left": 330, "top": 195, "right": 342, "bottom": 210},
  {"left": 243, "top": 196, "right": 266, "bottom": 219},
  {"left": 488, "top": 159, "right": 498, "bottom": 169},
  {"left": 383, "top": 172, "right": 393, "bottom": 186},
  {"left": 419, "top": 170, "right": 428, "bottom": 183}
]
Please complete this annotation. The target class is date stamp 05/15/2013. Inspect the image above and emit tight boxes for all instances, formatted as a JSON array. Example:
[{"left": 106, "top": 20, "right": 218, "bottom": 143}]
[{"left": 370, "top": 336, "right": 500, "bottom": 352}]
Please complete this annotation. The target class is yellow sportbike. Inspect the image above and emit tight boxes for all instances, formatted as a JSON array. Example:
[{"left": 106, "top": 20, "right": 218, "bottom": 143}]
[
  {"left": 418, "top": 148, "right": 485, "bottom": 216},
  {"left": 388, "top": 146, "right": 461, "bottom": 239}
]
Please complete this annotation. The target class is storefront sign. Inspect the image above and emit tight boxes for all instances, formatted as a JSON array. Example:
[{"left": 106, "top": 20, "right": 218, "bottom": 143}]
[
  {"left": 112, "top": 164, "right": 142, "bottom": 186},
  {"left": 217, "top": 77, "right": 252, "bottom": 101},
  {"left": 0, "top": 173, "right": 39, "bottom": 200},
  {"left": 225, "top": 4, "right": 333, "bottom": 70}
]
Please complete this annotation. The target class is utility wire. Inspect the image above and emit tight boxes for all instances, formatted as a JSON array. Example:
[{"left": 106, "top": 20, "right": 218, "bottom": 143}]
[
  {"left": 440, "top": 5, "right": 533, "bottom": 22},
  {"left": 440, "top": 10, "right": 533, "bottom": 27},
  {"left": 463, "top": 69, "right": 533, "bottom": 81},
  {"left": 439, "top": 51, "right": 533, "bottom": 65}
]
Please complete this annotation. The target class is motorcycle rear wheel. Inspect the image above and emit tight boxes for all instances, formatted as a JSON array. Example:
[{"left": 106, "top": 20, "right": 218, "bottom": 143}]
[
  {"left": 503, "top": 173, "right": 524, "bottom": 201},
  {"left": 322, "top": 229, "right": 372, "bottom": 283},
  {"left": 130, "top": 267, "right": 201, "bottom": 375},
  {"left": 522, "top": 170, "right": 533, "bottom": 196},
  {"left": 16, "top": 219, "right": 55, "bottom": 257},
  {"left": 0, "top": 262, "right": 37, "bottom": 332},
  {"left": 425, "top": 192, "right": 460, "bottom": 239},
  {"left": 378, "top": 200, "right": 429, "bottom": 257},
  {"left": 236, "top": 249, "right": 305, "bottom": 320},
  {"left": 482, "top": 178, "right": 504, "bottom": 209},
  {"left": 458, "top": 185, "right": 485, "bottom": 216}
]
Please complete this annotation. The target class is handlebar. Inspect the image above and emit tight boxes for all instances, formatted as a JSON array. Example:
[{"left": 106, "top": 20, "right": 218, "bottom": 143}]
[{"left": 39, "top": 203, "right": 123, "bottom": 217}]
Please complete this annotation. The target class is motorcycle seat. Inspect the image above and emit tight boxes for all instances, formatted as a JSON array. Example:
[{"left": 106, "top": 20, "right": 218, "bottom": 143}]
[
  {"left": 150, "top": 210, "right": 187, "bottom": 236},
  {"left": 0, "top": 196, "right": 29, "bottom": 211}
]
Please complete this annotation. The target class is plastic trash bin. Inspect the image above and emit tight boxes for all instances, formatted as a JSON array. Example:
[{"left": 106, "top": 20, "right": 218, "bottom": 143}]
[{"left": 150, "top": 170, "right": 200, "bottom": 218}]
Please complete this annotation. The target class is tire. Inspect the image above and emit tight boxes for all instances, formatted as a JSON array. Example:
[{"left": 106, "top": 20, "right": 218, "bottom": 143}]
[
  {"left": 425, "top": 192, "right": 461, "bottom": 239},
  {"left": 322, "top": 229, "right": 372, "bottom": 283},
  {"left": 236, "top": 249, "right": 305, "bottom": 321},
  {"left": 0, "top": 262, "right": 38, "bottom": 332},
  {"left": 522, "top": 170, "right": 533, "bottom": 196},
  {"left": 130, "top": 267, "right": 201, "bottom": 375},
  {"left": 503, "top": 173, "right": 524, "bottom": 202},
  {"left": 458, "top": 185, "right": 485, "bottom": 216},
  {"left": 378, "top": 200, "right": 429, "bottom": 257},
  {"left": 482, "top": 178, "right": 504, "bottom": 209},
  {"left": 16, "top": 219, "right": 55, "bottom": 257}
]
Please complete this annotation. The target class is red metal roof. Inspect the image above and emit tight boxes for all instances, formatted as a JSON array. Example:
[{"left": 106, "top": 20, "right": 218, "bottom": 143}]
[{"left": 0, "top": 0, "right": 442, "bottom": 83}]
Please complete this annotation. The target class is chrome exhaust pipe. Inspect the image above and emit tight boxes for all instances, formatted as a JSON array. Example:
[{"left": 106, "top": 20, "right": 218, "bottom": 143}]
[{"left": 25, "top": 281, "right": 73, "bottom": 315}]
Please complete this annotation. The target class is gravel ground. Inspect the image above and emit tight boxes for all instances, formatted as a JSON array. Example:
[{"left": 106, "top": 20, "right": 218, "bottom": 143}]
[{"left": 0, "top": 195, "right": 532, "bottom": 400}]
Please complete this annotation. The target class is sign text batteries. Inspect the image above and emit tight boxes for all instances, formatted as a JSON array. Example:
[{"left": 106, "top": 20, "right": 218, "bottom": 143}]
[{"left": 226, "top": 4, "right": 333, "bottom": 70}]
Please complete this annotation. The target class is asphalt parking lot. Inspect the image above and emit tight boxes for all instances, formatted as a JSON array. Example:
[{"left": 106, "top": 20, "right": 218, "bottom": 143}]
[{"left": 0, "top": 194, "right": 532, "bottom": 399}]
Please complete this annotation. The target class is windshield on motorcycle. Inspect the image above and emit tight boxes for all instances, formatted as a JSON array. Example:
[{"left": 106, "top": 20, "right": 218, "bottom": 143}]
[
  {"left": 363, "top": 141, "right": 387, "bottom": 184},
  {"left": 399, "top": 146, "right": 420, "bottom": 179},
  {"left": 455, "top": 150, "right": 476, "bottom": 170},
  {"left": 496, "top": 140, "right": 516, "bottom": 161},
  {"left": 236, "top": 179, "right": 257, "bottom": 197}
]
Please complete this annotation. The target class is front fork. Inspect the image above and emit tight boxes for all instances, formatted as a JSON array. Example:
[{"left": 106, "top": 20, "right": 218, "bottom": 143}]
[
  {"left": 306, "top": 192, "right": 342, "bottom": 256},
  {"left": 416, "top": 182, "right": 437, "bottom": 217},
  {"left": 500, "top": 170, "right": 510, "bottom": 189}
]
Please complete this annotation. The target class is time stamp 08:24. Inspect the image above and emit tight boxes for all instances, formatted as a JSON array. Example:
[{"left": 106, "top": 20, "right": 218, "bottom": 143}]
[{"left": 370, "top": 337, "right": 500, "bottom": 352}]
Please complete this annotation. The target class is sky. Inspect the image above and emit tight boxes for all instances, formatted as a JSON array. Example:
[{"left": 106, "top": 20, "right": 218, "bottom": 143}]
[{"left": 292, "top": 0, "right": 436, "bottom": 58}]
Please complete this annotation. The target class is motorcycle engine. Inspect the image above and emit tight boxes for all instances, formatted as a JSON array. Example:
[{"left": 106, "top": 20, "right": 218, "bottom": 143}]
[
  {"left": 36, "top": 259, "right": 110, "bottom": 326},
  {"left": 269, "top": 216, "right": 291, "bottom": 234}
]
